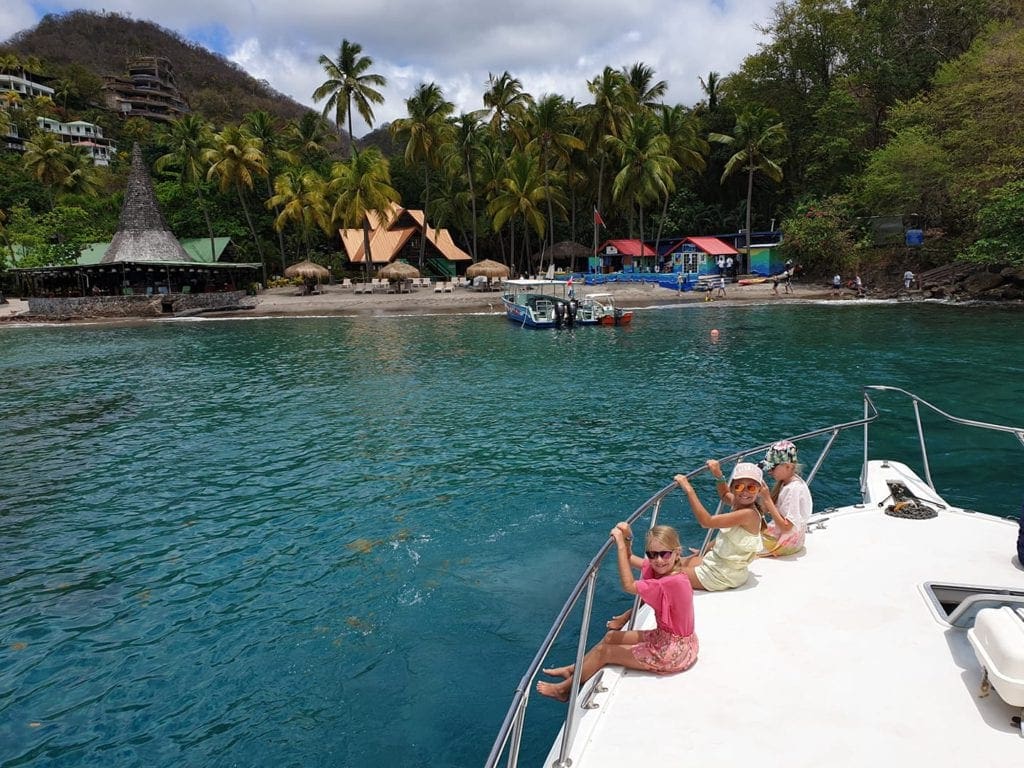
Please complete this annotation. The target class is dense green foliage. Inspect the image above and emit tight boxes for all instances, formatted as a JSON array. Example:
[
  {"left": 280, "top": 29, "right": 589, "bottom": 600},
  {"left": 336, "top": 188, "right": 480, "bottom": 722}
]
[{"left": 2, "top": 2, "right": 1023, "bottom": 281}]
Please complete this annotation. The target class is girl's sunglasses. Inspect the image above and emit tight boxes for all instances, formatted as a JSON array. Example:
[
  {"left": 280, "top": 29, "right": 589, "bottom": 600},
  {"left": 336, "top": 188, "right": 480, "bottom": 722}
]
[
  {"left": 645, "top": 550, "right": 676, "bottom": 561},
  {"left": 731, "top": 481, "right": 760, "bottom": 494}
]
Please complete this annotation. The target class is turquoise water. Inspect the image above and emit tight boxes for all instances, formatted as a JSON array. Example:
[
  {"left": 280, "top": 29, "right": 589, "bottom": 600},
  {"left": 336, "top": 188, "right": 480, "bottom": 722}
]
[{"left": 2, "top": 302, "right": 1023, "bottom": 767}]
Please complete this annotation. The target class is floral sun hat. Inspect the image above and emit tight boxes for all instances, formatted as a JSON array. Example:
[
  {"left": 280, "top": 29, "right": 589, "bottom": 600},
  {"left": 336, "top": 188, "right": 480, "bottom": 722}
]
[{"left": 758, "top": 440, "right": 798, "bottom": 471}]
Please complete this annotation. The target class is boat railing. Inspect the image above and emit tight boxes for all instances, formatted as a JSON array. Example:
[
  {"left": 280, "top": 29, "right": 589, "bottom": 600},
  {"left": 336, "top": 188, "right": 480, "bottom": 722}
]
[
  {"left": 484, "top": 387, "right": 1024, "bottom": 768},
  {"left": 861, "top": 385, "right": 1024, "bottom": 492}
]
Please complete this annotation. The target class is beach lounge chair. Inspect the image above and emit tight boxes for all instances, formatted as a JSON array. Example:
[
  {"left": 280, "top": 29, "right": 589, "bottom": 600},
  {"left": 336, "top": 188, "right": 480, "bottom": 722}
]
[
  {"left": 341, "top": 278, "right": 353, "bottom": 290},
  {"left": 433, "top": 281, "right": 443, "bottom": 293},
  {"left": 443, "top": 282, "right": 454, "bottom": 293}
]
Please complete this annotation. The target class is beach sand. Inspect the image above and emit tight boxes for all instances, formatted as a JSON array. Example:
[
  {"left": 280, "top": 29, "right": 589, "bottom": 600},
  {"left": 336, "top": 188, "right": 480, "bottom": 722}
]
[
  {"left": 237, "top": 280, "right": 834, "bottom": 318},
  {"left": 0, "top": 281, "right": 838, "bottom": 323}
]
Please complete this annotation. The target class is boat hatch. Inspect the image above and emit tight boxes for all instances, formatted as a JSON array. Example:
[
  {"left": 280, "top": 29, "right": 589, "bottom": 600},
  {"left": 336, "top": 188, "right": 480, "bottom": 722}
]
[{"left": 925, "top": 582, "right": 1024, "bottom": 628}]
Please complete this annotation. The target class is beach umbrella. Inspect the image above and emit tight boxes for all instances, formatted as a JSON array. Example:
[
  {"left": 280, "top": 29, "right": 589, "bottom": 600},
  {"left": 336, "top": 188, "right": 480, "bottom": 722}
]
[
  {"left": 284, "top": 260, "right": 330, "bottom": 281},
  {"left": 380, "top": 261, "right": 420, "bottom": 280},
  {"left": 466, "top": 259, "right": 510, "bottom": 279}
]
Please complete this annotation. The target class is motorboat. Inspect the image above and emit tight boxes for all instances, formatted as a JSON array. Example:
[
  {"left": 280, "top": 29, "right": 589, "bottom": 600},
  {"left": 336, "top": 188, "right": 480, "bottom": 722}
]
[
  {"left": 501, "top": 279, "right": 575, "bottom": 328},
  {"left": 486, "top": 386, "right": 1024, "bottom": 767},
  {"left": 577, "top": 292, "right": 634, "bottom": 325}
]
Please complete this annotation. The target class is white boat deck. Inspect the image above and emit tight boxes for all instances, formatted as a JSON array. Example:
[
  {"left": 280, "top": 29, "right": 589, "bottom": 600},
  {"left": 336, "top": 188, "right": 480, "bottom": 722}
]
[{"left": 545, "top": 462, "right": 1024, "bottom": 766}]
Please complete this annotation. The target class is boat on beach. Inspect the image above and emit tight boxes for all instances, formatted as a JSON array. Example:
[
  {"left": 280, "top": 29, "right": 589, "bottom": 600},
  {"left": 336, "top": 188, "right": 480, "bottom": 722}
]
[{"left": 486, "top": 386, "right": 1024, "bottom": 767}]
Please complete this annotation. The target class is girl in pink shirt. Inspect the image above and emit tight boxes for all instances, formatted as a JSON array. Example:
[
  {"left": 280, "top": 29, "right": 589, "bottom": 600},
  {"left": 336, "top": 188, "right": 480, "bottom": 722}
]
[{"left": 536, "top": 523, "right": 698, "bottom": 702}]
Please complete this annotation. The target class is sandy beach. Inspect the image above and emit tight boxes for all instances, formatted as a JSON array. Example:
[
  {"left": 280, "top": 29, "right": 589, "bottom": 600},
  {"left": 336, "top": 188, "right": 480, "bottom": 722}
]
[{"left": 0, "top": 280, "right": 839, "bottom": 323}]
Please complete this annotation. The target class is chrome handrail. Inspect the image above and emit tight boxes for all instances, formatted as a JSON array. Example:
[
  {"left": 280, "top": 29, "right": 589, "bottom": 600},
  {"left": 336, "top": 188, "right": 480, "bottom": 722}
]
[{"left": 484, "top": 387, "right": 1023, "bottom": 768}]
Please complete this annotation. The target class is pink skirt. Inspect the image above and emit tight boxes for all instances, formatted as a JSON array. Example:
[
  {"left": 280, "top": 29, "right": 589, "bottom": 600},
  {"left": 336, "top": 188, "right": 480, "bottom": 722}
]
[{"left": 631, "top": 629, "right": 699, "bottom": 673}]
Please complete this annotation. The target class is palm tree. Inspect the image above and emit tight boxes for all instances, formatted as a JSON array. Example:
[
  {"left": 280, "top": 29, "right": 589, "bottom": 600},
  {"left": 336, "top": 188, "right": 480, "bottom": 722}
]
[
  {"left": 390, "top": 82, "right": 454, "bottom": 268},
  {"left": 155, "top": 114, "right": 218, "bottom": 261},
  {"left": 488, "top": 150, "right": 558, "bottom": 275},
  {"left": 483, "top": 71, "right": 533, "bottom": 145},
  {"left": 205, "top": 125, "right": 269, "bottom": 263},
  {"left": 245, "top": 110, "right": 296, "bottom": 271},
  {"left": 443, "top": 110, "right": 489, "bottom": 261},
  {"left": 284, "top": 111, "right": 336, "bottom": 169},
  {"left": 654, "top": 105, "right": 708, "bottom": 254},
  {"left": 23, "top": 131, "right": 74, "bottom": 209},
  {"left": 709, "top": 107, "right": 787, "bottom": 262},
  {"left": 525, "top": 94, "right": 584, "bottom": 270},
  {"left": 267, "top": 168, "right": 329, "bottom": 260},
  {"left": 327, "top": 147, "right": 400, "bottom": 283},
  {"left": 581, "top": 66, "right": 630, "bottom": 251},
  {"left": 607, "top": 113, "right": 679, "bottom": 252},
  {"left": 312, "top": 39, "right": 386, "bottom": 158},
  {"left": 698, "top": 71, "right": 721, "bottom": 112},
  {"left": 60, "top": 149, "right": 101, "bottom": 198},
  {"left": 622, "top": 62, "right": 668, "bottom": 112}
]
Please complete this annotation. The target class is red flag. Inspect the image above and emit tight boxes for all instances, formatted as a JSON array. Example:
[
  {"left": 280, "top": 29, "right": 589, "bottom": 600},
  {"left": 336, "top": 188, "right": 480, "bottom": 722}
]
[{"left": 594, "top": 208, "right": 605, "bottom": 227}]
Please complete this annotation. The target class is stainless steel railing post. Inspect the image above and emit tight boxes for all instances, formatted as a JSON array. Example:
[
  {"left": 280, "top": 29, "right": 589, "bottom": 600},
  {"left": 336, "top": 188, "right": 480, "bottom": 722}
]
[{"left": 912, "top": 398, "right": 935, "bottom": 490}]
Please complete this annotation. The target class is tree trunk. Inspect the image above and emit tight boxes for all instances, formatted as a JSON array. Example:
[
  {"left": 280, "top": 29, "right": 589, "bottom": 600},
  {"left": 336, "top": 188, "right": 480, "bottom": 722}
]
[
  {"left": 745, "top": 167, "right": 754, "bottom": 274},
  {"left": 466, "top": 152, "right": 478, "bottom": 262},
  {"left": 363, "top": 218, "right": 373, "bottom": 283},
  {"left": 419, "top": 166, "right": 429, "bottom": 270},
  {"left": 237, "top": 187, "right": 264, "bottom": 264},
  {"left": 195, "top": 183, "right": 217, "bottom": 265}
]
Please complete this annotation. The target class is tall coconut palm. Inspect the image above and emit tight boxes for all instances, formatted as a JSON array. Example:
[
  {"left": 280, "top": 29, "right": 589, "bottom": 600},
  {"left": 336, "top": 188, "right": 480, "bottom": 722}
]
[
  {"left": 483, "top": 71, "right": 532, "bottom": 145},
  {"left": 699, "top": 71, "right": 721, "bottom": 112},
  {"left": 525, "top": 94, "right": 584, "bottom": 270},
  {"left": 205, "top": 125, "right": 269, "bottom": 263},
  {"left": 654, "top": 105, "right": 708, "bottom": 254},
  {"left": 622, "top": 62, "right": 668, "bottom": 112},
  {"left": 284, "top": 111, "right": 335, "bottom": 170},
  {"left": 328, "top": 147, "right": 400, "bottom": 283},
  {"left": 245, "top": 110, "right": 297, "bottom": 271},
  {"left": 22, "top": 131, "right": 74, "bottom": 210},
  {"left": 390, "top": 82, "right": 454, "bottom": 268},
  {"left": 709, "top": 107, "right": 787, "bottom": 261},
  {"left": 442, "top": 110, "right": 489, "bottom": 260},
  {"left": 607, "top": 113, "right": 679, "bottom": 251},
  {"left": 488, "top": 150, "right": 559, "bottom": 275},
  {"left": 581, "top": 67, "right": 630, "bottom": 252},
  {"left": 155, "top": 114, "right": 218, "bottom": 261},
  {"left": 312, "top": 39, "right": 386, "bottom": 158},
  {"left": 267, "top": 168, "right": 329, "bottom": 260}
]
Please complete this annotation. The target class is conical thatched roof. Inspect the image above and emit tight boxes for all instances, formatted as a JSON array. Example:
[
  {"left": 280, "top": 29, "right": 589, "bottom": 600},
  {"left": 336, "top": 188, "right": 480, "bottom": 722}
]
[{"left": 100, "top": 144, "right": 194, "bottom": 264}]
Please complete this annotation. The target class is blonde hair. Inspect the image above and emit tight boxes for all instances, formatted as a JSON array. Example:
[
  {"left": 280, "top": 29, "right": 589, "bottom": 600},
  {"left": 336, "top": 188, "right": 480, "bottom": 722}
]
[{"left": 646, "top": 525, "right": 685, "bottom": 575}]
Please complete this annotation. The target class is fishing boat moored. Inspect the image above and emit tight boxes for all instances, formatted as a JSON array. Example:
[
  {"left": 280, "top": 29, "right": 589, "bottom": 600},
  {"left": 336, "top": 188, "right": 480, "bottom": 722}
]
[{"left": 486, "top": 386, "right": 1024, "bottom": 767}]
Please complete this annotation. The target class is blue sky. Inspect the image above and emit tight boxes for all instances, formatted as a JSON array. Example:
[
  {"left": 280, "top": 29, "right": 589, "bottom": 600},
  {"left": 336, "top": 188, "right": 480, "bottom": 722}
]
[{"left": 3, "top": 1, "right": 777, "bottom": 136}]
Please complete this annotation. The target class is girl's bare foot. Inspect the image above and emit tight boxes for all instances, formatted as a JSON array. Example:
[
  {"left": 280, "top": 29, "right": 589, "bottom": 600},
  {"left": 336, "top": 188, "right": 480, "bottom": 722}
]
[
  {"left": 536, "top": 679, "right": 570, "bottom": 702},
  {"left": 541, "top": 664, "right": 574, "bottom": 679}
]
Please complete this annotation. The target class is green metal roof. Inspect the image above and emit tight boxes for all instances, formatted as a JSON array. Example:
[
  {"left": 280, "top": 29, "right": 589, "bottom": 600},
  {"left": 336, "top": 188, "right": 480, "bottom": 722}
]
[{"left": 9, "top": 237, "right": 240, "bottom": 269}]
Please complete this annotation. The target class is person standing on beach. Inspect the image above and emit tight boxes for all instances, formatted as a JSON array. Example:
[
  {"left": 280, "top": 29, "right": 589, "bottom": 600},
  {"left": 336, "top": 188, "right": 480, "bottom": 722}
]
[
  {"left": 903, "top": 270, "right": 915, "bottom": 290},
  {"left": 715, "top": 275, "right": 727, "bottom": 298},
  {"left": 832, "top": 274, "right": 842, "bottom": 296},
  {"left": 725, "top": 255, "right": 734, "bottom": 277},
  {"left": 717, "top": 256, "right": 725, "bottom": 276}
]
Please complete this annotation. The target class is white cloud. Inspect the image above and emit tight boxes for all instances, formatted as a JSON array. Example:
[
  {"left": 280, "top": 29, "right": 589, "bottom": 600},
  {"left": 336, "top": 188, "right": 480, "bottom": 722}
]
[{"left": 6, "top": 1, "right": 775, "bottom": 135}]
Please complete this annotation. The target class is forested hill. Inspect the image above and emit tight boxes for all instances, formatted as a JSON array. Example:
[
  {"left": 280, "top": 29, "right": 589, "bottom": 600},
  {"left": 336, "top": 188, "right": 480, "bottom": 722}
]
[{"left": 1, "top": 10, "right": 311, "bottom": 127}]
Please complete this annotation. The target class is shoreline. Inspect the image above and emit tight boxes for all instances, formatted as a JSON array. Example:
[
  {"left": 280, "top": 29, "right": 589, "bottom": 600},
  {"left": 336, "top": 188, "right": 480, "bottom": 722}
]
[{"left": 0, "top": 281, "right": 904, "bottom": 325}]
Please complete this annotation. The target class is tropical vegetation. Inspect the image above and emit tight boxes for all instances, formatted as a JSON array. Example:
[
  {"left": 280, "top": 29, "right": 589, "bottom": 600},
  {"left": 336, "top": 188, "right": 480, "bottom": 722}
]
[{"left": 1, "top": 0, "right": 1023, "bottom": 290}]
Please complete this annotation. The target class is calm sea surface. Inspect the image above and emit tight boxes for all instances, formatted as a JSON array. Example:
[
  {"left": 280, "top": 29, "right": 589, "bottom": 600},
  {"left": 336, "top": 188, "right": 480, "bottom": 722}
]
[{"left": 2, "top": 301, "right": 1023, "bottom": 767}]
